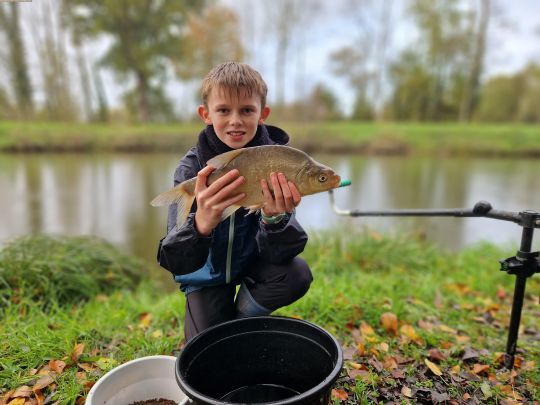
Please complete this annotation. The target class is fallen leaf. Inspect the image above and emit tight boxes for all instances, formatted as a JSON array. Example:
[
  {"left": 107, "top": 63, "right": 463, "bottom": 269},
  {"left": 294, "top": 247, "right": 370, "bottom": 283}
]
[
  {"left": 34, "top": 389, "right": 44, "bottom": 405},
  {"left": 499, "top": 385, "right": 524, "bottom": 401},
  {"left": 71, "top": 343, "right": 85, "bottom": 363},
  {"left": 431, "top": 391, "right": 450, "bottom": 403},
  {"left": 48, "top": 360, "right": 66, "bottom": 374},
  {"left": 400, "top": 324, "right": 422, "bottom": 344},
  {"left": 342, "top": 346, "right": 356, "bottom": 360},
  {"left": 382, "top": 356, "right": 398, "bottom": 370},
  {"left": 401, "top": 386, "right": 413, "bottom": 398},
  {"left": 455, "top": 335, "right": 470, "bottom": 344},
  {"left": 138, "top": 312, "right": 152, "bottom": 329},
  {"left": 428, "top": 348, "right": 446, "bottom": 362},
  {"left": 496, "top": 286, "right": 506, "bottom": 300},
  {"left": 463, "top": 393, "right": 471, "bottom": 400},
  {"left": 391, "top": 368, "right": 405, "bottom": 379},
  {"left": 7, "top": 399, "right": 25, "bottom": 405},
  {"left": 380, "top": 312, "right": 398, "bottom": 335},
  {"left": 12, "top": 386, "right": 32, "bottom": 398},
  {"left": 472, "top": 364, "right": 490, "bottom": 375},
  {"left": 378, "top": 342, "right": 389, "bottom": 352},
  {"left": 331, "top": 389, "right": 349, "bottom": 401},
  {"left": 347, "top": 361, "right": 363, "bottom": 370},
  {"left": 450, "top": 365, "right": 460, "bottom": 374},
  {"left": 32, "top": 374, "right": 55, "bottom": 391},
  {"left": 360, "top": 321, "right": 375, "bottom": 336},
  {"left": 438, "top": 324, "right": 457, "bottom": 334},
  {"left": 95, "top": 357, "right": 118, "bottom": 371},
  {"left": 461, "top": 347, "right": 479, "bottom": 361},
  {"left": 480, "top": 381, "right": 493, "bottom": 399},
  {"left": 424, "top": 359, "right": 443, "bottom": 376},
  {"left": 356, "top": 342, "right": 365, "bottom": 356},
  {"left": 151, "top": 329, "right": 163, "bottom": 338}
]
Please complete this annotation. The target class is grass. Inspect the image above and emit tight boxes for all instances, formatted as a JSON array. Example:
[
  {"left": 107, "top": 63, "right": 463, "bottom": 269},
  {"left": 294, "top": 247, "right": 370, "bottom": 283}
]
[
  {"left": 1, "top": 120, "right": 539, "bottom": 156},
  {"left": 0, "top": 233, "right": 538, "bottom": 404}
]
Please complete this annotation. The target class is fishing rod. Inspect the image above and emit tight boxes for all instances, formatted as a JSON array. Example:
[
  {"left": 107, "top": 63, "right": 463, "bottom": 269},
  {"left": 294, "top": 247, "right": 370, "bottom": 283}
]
[{"left": 329, "top": 182, "right": 540, "bottom": 370}]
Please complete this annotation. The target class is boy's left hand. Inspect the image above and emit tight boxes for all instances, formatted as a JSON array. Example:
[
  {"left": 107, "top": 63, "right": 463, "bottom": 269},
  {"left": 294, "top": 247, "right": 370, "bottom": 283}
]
[{"left": 260, "top": 172, "right": 301, "bottom": 216}]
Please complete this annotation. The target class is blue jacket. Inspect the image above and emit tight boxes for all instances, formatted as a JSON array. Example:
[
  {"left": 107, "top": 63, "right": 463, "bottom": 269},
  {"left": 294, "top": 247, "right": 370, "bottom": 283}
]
[{"left": 157, "top": 125, "right": 308, "bottom": 294}]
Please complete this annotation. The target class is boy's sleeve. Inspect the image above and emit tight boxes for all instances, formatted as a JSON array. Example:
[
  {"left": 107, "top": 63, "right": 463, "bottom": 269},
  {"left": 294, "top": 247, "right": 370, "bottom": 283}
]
[
  {"left": 255, "top": 212, "right": 308, "bottom": 264},
  {"left": 156, "top": 152, "right": 212, "bottom": 276}
]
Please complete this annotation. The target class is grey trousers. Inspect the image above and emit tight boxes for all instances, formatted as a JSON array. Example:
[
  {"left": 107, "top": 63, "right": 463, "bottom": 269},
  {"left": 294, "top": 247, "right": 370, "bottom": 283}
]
[{"left": 183, "top": 256, "right": 312, "bottom": 341}]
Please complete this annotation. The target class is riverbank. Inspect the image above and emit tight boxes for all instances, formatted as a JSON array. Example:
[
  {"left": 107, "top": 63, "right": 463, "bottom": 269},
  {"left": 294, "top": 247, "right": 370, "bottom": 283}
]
[
  {"left": 0, "top": 233, "right": 538, "bottom": 403},
  {"left": 1, "top": 121, "right": 540, "bottom": 157}
]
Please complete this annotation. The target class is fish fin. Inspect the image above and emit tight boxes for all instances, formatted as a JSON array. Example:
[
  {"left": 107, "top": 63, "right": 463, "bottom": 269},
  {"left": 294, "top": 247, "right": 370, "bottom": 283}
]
[
  {"left": 245, "top": 204, "right": 264, "bottom": 216},
  {"left": 150, "top": 181, "right": 195, "bottom": 228},
  {"left": 207, "top": 148, "right": 245, "bottom": 169},
  {"left": 150, "top": 182, "right": 190, "bottom": 207},
  {"left": 175, "top": 194, "right": 195, "bottom": 229},
  {"left": 221, "top": 204, "right": 242, "bottom": 221}
]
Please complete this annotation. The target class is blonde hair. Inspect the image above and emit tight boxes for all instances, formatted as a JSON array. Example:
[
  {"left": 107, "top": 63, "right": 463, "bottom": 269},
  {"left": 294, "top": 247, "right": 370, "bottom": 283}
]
[{"left": 201, "top": 62, "right": 268, "bottom": 108}]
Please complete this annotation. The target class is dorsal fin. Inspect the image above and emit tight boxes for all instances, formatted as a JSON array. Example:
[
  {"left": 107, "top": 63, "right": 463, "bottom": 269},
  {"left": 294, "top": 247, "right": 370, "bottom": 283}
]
[{"left": 207, "top": 148, "right": 245, "bottom": 169}]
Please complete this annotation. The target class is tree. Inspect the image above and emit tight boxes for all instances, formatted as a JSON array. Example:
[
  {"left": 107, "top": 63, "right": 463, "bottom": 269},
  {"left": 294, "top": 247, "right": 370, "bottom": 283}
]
[
  {"left": 63, "top": 0, "right": 206, "bottom": 122},
  {"left": 329, "top": 0, "right": 392, "bottom": 120},
  {"left": 0, "top": 3, "right": 34, "bottom": 119},
  {"left": 173, "top": 4, "right": 244, "bottom": 81},
  {"left": 30, "top": 0, "right": 78, "bottom": 121},
  {"left": 459, "top": 0, "right": 491, "bottom": 122},
  {"left": 407, "top": 0, "right": 474, "bottom": 120}
]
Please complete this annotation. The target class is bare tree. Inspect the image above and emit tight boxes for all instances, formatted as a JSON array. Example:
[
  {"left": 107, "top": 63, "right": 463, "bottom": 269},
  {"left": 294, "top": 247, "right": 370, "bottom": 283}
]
[
  {"left": 0, "top": 3, "right": 34, "bottom": 119},
  {"left": 459, "top": 0, "right": 490, "bottom": 122}
]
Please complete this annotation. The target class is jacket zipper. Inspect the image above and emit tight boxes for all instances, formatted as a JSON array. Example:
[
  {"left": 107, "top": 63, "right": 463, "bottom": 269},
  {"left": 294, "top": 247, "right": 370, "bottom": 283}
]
[{"left": 225, "top": 212, "right": 235, "bottom": 284}]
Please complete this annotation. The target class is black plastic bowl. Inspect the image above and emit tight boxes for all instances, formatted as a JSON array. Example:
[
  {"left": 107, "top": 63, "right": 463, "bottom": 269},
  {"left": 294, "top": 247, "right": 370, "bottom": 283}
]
[{"left": 176, "top": 316, "right": 343, "bottom": 404}]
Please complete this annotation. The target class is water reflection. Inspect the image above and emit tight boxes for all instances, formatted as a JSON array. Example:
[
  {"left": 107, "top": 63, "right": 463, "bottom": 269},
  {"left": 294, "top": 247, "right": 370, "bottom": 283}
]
[{"left": 1, "top": 154, "right": 539, "bottom": 266}]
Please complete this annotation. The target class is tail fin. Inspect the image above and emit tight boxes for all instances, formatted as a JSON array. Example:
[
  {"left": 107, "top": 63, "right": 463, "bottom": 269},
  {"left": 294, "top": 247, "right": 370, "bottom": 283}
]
[{"left": 150, "top": 183, "right": 195, "bottom": 228}]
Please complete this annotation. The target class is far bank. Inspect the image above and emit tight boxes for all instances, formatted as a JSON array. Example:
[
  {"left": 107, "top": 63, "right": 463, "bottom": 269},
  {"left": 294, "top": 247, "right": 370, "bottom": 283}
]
[{"left": 1, "top": 121, "right": 539, "bottom": 157}]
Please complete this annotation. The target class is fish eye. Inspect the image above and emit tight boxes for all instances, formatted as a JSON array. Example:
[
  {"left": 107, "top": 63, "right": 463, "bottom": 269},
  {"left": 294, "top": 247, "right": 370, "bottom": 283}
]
[{"left": 318, "top": 174, "right": 327, "bottom": 183}]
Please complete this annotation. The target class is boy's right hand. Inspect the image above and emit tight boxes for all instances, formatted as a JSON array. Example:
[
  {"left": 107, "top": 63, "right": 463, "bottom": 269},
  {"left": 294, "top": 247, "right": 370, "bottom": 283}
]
[{"left": 194, "top": 166, "right": 245, "bottom": 236}]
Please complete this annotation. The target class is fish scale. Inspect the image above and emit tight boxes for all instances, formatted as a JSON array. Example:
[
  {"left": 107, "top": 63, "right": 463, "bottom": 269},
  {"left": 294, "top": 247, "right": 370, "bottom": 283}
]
[{"left": 151, "top": 145, "right": 341, "bottom": 228}]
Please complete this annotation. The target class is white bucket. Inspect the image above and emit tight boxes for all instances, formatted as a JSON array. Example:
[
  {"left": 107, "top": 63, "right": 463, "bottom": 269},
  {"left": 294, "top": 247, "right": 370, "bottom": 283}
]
[{"left": 86, "top": 355, "right": 188, "bottom": 405}]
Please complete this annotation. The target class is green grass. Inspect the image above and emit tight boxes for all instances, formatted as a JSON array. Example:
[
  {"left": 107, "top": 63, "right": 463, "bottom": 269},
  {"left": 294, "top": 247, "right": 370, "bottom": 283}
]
[
  {"left": 1, "top": 120, "right": 539, "bottom": 156},
  {"left": 0, "top": 233, "right": 538, "bottom": 404}
]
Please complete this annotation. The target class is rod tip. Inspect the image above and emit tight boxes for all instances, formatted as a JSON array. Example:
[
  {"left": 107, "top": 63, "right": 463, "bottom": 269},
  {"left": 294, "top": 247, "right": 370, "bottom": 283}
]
[{"left": 338, "top": 179, "right": 352, "bottom": 188}]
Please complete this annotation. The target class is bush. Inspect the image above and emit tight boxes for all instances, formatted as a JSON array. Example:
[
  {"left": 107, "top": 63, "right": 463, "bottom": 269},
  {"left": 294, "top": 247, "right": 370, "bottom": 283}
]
[{"left": 0, "top": 235, "right": 147, "bottom": 308}]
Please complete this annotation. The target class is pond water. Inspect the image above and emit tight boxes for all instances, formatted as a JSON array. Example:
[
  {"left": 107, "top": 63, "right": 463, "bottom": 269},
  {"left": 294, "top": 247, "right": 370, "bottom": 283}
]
[{"left": 1, "top": 153, "right": 539, "bottom": 266}]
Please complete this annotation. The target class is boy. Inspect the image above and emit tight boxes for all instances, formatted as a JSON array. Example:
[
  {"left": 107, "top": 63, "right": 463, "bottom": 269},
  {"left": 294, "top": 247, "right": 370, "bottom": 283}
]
[{"left": 157, "top": 62, "right": 312, "bottom": 341}]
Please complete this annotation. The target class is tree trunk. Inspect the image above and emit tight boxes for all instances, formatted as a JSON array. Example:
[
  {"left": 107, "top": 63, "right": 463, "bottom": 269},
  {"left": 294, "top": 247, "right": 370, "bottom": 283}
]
[
  {"left": 0, "top": 4, "right": 34, "bottom": 119},
  {"left": 136, "top": 70, "right": 150, "bottom": 122},
  {"left": 75, "top": 39, "right": 93, "bottom": 121},
  {"left": 459, "top": 0, "right": 490, "bottom": 122}
]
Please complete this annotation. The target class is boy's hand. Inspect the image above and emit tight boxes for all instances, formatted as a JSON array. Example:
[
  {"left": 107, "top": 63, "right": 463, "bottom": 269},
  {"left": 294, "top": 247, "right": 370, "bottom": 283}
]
[
  {"left": 260, "top": 172, "right": 301, "bottom": 217},
  {"left": 194, "top": 166, "right": 245, "bottom": 236}
]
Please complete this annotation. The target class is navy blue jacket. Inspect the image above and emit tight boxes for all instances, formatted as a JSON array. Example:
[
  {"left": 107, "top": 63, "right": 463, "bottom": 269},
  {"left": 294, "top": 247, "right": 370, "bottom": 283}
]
[{"left": 157, "top": 125, "right": 308, "bottom": 294}]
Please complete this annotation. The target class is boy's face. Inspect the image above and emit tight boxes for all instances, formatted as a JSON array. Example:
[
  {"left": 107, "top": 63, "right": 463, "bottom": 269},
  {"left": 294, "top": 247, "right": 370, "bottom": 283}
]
[{"left": 198, "top": 86, "right": 270, "bottom": 149}]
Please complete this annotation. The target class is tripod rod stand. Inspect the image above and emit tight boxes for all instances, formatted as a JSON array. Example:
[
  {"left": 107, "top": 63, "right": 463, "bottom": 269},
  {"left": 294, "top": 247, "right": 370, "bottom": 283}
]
[{"left": 328, "top": 190, "right": 539, "bottom": 369}]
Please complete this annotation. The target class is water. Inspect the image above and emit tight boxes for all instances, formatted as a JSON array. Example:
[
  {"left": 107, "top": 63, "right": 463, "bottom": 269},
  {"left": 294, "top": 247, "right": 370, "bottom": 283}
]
[{"left": 1, "top": 153, "right": 539, "bottom": 266}]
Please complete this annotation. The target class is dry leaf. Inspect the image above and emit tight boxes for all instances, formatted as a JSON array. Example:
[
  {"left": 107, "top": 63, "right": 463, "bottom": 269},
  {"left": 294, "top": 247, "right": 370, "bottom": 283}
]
[
  {"left": 424, "top": 358, "right": 443, "bottom": 376},
  {"left": 8, "top": 399, "right": 25, "bottom": 405},
  {"left": 360, "top": 321, "right": 375, "bottom": 337},
  {"left": 32, "top": 374, "right": 55, "bottom": 391},
  {"left": 12, "top": 386, "right": 32, "bottom": 398},
  {"left": 401, "top": 386, "right": 413, "bottom": 398},
  {"left": 331, "top": 389, "right": 349, "bottom": 401},
  {"left": 356, "top": 342, "right": 365, "bottom": 356},
  {"left": 380, "top": 312, "right": 398, "bottom": 336},
  {"left": 473, "top": 364, "right": 490, "bottom": 375},
  {"left": 400, "top": 324, "right": 422, "bottom": 344},
  {"left": 428, "top": 348, "right": 446, "bottom": 362},
  {"left": 151, "top": 329, "right": 163, "bottom": 338},
  {"left": 71, "top": 343, "right": 85, "bottom": 363},
  {"left": 138, "top": 312, "right": 152, "bottom": 329},
  {"left": 382, "top": 356, "right": 398, "bottom": 370},
  {"left": 48, "top": 360, "right": 66, "bottom": 374},
  {"left": 378, "top": 342, "right": 389, "bottom": 353}
]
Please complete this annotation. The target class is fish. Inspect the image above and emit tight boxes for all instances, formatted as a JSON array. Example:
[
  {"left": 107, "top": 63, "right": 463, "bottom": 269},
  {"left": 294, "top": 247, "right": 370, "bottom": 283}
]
[{"left": 150, "top": 145, "right": 341, "bottom": 228}]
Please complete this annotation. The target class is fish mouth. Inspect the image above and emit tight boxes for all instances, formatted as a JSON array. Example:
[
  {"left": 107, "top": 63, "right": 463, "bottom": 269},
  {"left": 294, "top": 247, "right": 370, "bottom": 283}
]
[{"left": 331, "top": 174, "right": 341, "bottom": 188}]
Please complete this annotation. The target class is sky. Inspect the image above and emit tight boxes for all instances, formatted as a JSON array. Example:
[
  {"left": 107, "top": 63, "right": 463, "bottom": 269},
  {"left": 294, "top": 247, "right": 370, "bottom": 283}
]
[{"left": 3, "top": 0, "right": 539, "bottom": 118}]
